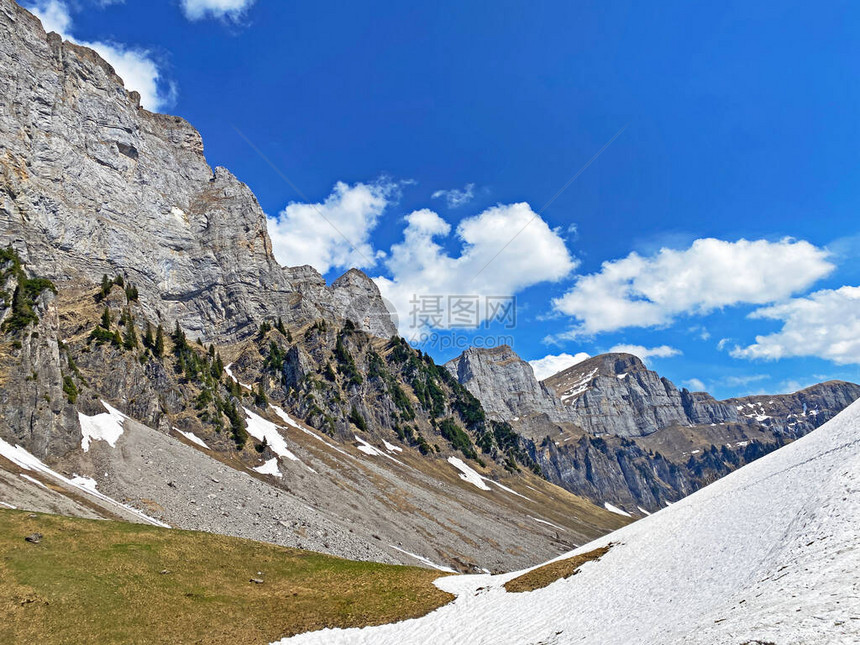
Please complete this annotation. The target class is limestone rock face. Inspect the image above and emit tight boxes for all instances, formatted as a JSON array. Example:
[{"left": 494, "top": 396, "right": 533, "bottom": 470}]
[
  {"left": 543, "top": 353, "right": 740, "bottom": 437},
  {"left": 0, "top": 0, "right": 395, "bottom": 343},
  {"left": 445, "top": 345, "right": 572, "bottom": 428}
]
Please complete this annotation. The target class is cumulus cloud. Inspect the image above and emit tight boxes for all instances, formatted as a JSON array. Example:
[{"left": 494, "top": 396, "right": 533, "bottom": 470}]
[
  {"left": 432, "top": 183, "right": 475, "bottom": 209},
  {"left": 374, "top": 202, "right": 576, "bottom": 336},
  {"left": 26, "top": 0, "right": 174, "bottom": 111},
  {"left": 267, "top": 180, "right": 395, "bottom": 274},
  {"left": 528, "top": 352, "right": 591, "bottom": 381},
  {"left": 180, "top": 0, "right": 255, "bottom": 21},
  {"left": 683, "top": 378, "right": 706, "bottom": 391},
  {"left": 730, "top": 286, "right": 860, "bottom": 365},
  {"left": 552, "top": 238, "right": 834, "bottom": 337},
  {"left": 608, "top": 344, "right": 681, "bottom": 364}
]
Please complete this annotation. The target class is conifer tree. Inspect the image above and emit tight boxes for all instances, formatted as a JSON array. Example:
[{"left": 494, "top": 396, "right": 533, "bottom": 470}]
[
  {"left": 123, "top": 319, "right": 138, "bottom": 350},
  {"left": 144, "top": 322, "right": 154, "bottom": 349},
  {"left": 154, "top": 324, "right": 165, "bottom": 357},
  {"left": 100, "top": 306, "right": 112, "bottom": 330}
]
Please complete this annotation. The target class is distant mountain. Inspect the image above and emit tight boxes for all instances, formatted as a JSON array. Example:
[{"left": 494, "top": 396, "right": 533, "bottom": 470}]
[{"left": 446, "top": 346, "right": 860, "bottom": 512}]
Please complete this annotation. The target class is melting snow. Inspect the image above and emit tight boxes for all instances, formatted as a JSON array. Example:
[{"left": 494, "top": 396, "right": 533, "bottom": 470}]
[
  {"left": 0, "top": 437, "right": 169, "bottom": 527},
  {"left": 530, "top": 516, "right": 566, "bottom": 531},
  {"left": 637, "top": 506, "right": 652, "bottom": 516},
  {"left": 20, "top": 473, "right": 48, "bottom": 489},
  {"left": 271, "top": 405, "right": 351, "bottom": 457},
  {"left": 275, "top": 398, "right": 860, "bottom": 645},
  {"left": 382, "top": 439, "right": 403, "bottom": 453},
  {"left": 559, "top": 368, "right": 599, "bottom": 402},
  {"left": 603, "top": 502, "right": 632, "bottom": 517},
  {"left": 78, "top": 401, "right": 128, "bottom": 452},
  {"left": 447, "top": 457, "right": 491, "bottom": 490},
  {"left": 389, "top": 545, "right": 458, "bottom": 573},
  {"left": 224, "top": 363, "right": 253, "bottom": 390},
  {"left": 70, "top": 475, "right": 99, "bottom": 493},
  {"left": 253, "top": 458, "right": 282, "bottom": 478},
  {"left": 0, "top": 501, "right": 16, "bottom": 509},
  {"left": 243, "top": 408, "right": 300, "bottom": 462},
  {"left": 354, "top": 435, "right": 402, "bottom": 464},
  {"left": 447, "top": 457, "right": 531, "bottom": 499},
  {"left": 174, "top": 428, "right": 209, "bottom": 449}
]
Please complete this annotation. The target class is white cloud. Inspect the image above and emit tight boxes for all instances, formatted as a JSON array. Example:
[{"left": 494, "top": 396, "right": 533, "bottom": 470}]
[
  {"left": 27, "top": 0, "right": 71, "bottom": 32},
  {"left": 26, "top": 0, "right": 173, "bottom": 111},
  {"left": 553, "top": 238, "right": 834, "bottom": 337},
  {"left": 608, "top": 344, "right": 681, "bottom": 364},
  {"left": 528, "top": 352, "right": 590, "bottom": 381},
  {"left": 374, "top": 202, "right": 576, "bottom": 336},
  {"left": 432, "top": 183, "right": 475, "bottom": 209},
  {"left": 180, "top": 0, "right": 255, "bottom": 21},
  {"left": 722, "top": 374, "right": 769, "bottom": 387},
  {"left": 731, "top": 285, "right": 860, "bottom": 365},
  {"left": 683, "top": 378, "right": 706, "bottom": 391},
  {"left": 267, "top": 180, "right": 394, "bottom": 274}
]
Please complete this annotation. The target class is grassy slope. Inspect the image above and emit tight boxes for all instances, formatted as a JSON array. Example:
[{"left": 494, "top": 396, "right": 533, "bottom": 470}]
[
  {"left": 503, "top": 545, "right": 612, "bottom": 593},
  {"left": 0, "top": 510, "right": 453, "bottom": 644}
]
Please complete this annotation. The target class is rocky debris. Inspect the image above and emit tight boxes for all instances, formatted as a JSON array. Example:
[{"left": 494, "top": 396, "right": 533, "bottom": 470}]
[
  {"left": 249, "top": 578, "right": 264, "bottom": 585},
  {"left": 24, "top": 532, "right": 42, "bottom": 543},
  {"left": 0, "top": 0, "right": 395, "bottom": 345}
]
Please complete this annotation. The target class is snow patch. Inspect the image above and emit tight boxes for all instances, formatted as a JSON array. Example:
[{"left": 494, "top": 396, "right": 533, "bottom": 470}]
[
  {"left": 530, "top": 516, "right": 566, "bottom": 531},
  {"left": 271, "top": 405, "right": 351, "bottom": 457},
  {"left": 174, "top": 428, "right": 209, "bottom": 449},
  {"left": 253, "top": 458, "right": 282, "bottom": 478},
  {"left": 243, "top": 408, "right": 301, "bottom": 462},
  {"left": 78, "top": 400, "right": 128, "bottom": 452},
  {"left": 382, "top": 439, "right": 403, "bottom": 453},
  {"left": 70, "top": 475, "right": 99, "bottom": 493},
  {"left": 20, "top": 473, "right": 49, "bottom": 490},
  {"left": 224, "top": 363, "right": 253, "bottom": 390},
  {"left": 389, "top": 545, "right": 457, "bottom": 573},
  {"left": 603, "top": 502, "right": 632, "bottom": 517},
  {"left": 447, "top": 457, "right": 531, "bottom": 499},
  {"left": 447, "top": 457, "right": 491, "bottom": 490}
]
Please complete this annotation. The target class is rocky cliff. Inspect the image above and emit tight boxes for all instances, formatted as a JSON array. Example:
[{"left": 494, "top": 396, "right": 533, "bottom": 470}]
[
  {"left": 445, "top": 345, "right": 574, "bottom": 433},
  {"left": 0, "top": 0, "right": 395, "bottom": 344},
  {"left": 447, "top": 345, "right": 860, "bottom": 512}
]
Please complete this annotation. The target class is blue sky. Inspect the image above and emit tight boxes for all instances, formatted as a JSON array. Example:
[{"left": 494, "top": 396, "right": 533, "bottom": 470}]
[{"left": 26, "top": 0, "right": 860, "bottom": 398}]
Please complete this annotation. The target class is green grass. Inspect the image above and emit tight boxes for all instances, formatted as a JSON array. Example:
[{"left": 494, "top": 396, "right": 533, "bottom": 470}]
[
  {"left": 0, "top": 510, "right": 454, "bottom": 644},
  {"left": 503, "top": 544, "right": 613, "bottom": 593}
]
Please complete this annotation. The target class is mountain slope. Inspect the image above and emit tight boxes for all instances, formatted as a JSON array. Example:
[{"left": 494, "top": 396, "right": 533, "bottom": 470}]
[{"left": 278, "top": 397, "right": 860, "bottom": 644}]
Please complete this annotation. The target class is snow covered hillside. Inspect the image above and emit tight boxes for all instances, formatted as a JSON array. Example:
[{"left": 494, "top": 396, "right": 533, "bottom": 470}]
[{"left": 278, "top": 399, "right": 860, "bottom": 644}]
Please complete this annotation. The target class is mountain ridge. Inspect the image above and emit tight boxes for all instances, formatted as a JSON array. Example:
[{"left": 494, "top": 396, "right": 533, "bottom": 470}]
[{"left": 446, "top": 344, "right": 860, "bottom": 512}]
